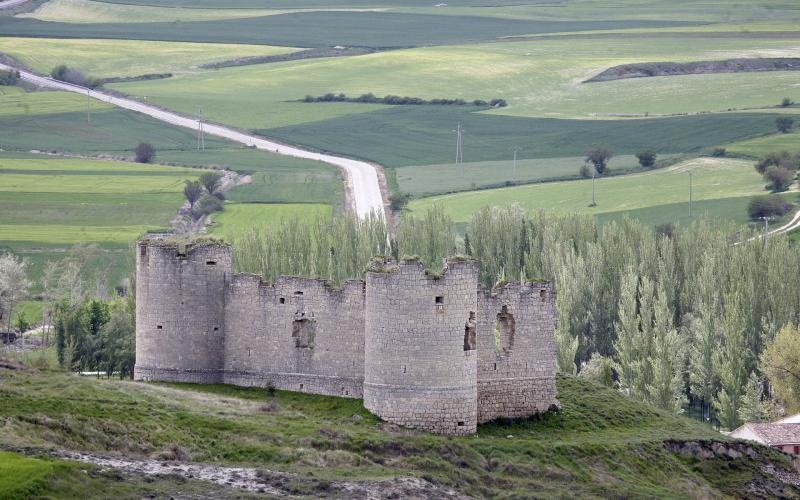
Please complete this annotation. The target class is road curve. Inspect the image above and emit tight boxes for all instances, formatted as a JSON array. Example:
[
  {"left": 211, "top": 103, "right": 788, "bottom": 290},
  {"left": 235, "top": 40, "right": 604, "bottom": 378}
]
[{"left": 1, "top": 63, "right": 385, "bottom": 218}]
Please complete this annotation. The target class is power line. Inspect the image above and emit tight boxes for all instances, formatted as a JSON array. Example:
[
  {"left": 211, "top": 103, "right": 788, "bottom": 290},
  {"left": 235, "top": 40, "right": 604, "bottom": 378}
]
[
  {"left": 454, "top": 122, "right": 463, "bottom": 165},
  {"left": 197, "top": 106, "right": 205, "bottom": 151}
]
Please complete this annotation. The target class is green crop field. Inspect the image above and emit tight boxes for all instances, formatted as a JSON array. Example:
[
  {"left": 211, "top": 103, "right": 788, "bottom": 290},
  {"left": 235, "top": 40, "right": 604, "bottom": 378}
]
[
  {"left": 0, "top": 86, "right": 111, "bottom": 116},
  {"left": 395, "top": 154, "right": 682, "bottom": 197},
  {"left": 408, "top": 157, "right": 773, "bottom": 225},
  {"left": 0, "top": 12, "right": 698, "bottom": 48},
  {"left": 0, "top": 155, "right": 205, "bottom": 248},
  {"left": 0, "top": 37, "right": 299, "bottom": 78},
  {"left": 210, "top": 203, "right": 333, "bottom": 242},
  {"left": 725, "top": 130, "right": 800, "bottom": 158},
  {"left": 262, "top": 107, "right": 783, "bottom": 168},
  {"left": 18, "top": 0, "right": 285, "bottom": 24},
  {"left": 101, "top": 35, "right": 800, "bottom": 132}
]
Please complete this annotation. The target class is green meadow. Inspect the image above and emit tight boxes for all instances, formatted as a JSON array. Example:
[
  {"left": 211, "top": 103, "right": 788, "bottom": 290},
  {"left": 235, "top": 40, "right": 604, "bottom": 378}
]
[
  {"left": 725, "top": 130, "right": 800, "bottom": 158},
  {"left": 210, "top": 203, "right": 333, "bottom": 242},
  {"left": 408, "top": 157, "right": 774, "bottom": 225},
  {"left": 0, "top": 37, "right": 299, "bottom": 78}
]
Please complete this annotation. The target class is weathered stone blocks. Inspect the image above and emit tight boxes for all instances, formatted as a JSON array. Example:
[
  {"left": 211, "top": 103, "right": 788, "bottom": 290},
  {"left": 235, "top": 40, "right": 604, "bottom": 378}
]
[{"left": 134, "top": 240, "right": 558, "bottom": 436}]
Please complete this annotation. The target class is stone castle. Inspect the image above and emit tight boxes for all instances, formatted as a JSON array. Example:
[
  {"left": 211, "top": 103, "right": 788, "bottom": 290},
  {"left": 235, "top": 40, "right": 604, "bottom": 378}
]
[{"left": 134, "top": 239, "right": 559, "bottom": 435}]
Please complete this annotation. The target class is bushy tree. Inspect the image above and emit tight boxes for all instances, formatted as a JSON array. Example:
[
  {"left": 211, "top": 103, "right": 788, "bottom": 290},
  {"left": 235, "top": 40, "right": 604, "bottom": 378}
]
[
  {"left": 713, "top": 288, "right": 750, "bottom": 430},
  {"left": 776, "top": 116, "right": 794, "bottom": 133},
  {"left": 134, "top": 143, "right": 156, "bottom": 163},
  {"left": 0, "top": 69, "right": 20, "bottom": 86},
  {"left": 761, "top": 324, "right": 800, "bottom": 413},
  {"left": 748, "top": 195, "right": 793, "bottom": 219},
  {"left": 183, "top": 180, "right": 203, "bottom": 208},
  {"left": 755, "top": 151, "right": 799, "bottom": 174},
  {"left": 764, "top": 165, "right": 794, "bottom": 192},
  {"left": 199, "top": 171, "right": 223, "bottom": 195},
  {"left": 0, "top": 253, "right": 30, "bottom": 340},
  {"left": 579, "top": 353, "right": 614, "bottom": 387},
  {"left": 585, "top": 145, "right": 614, "bottom": 175},
  {"left": 193, "top": 193, "right": 224, "bottom": 220},
  {"left": 99, "top": 298, "right": 135, "bottom": 379},
  {"left": 636, "top": 149, "right": 657, "bottom": 168},
  {"left": 781, "top": 97, "right": 794, "bottom": 108}
]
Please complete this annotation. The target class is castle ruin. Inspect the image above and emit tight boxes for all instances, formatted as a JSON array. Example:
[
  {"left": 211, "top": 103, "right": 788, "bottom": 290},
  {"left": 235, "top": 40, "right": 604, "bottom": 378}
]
[{"left": 134, "top": 239, "right": 559, "bottom": 435}]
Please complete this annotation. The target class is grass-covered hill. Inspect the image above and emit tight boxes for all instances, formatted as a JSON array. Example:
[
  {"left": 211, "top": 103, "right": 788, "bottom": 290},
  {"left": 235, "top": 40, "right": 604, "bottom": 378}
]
[{"left": 1, "top": 360, "right": 798, "bottom": 498}]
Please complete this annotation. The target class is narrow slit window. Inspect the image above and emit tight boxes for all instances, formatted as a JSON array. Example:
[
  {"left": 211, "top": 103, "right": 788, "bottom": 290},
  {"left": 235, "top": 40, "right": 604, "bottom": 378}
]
[
  {"left": 457, "top": 421, "right": 465, "bottom": 427},
  {"left": 540, "top": 289, "right": 547, "bottom": 301},
  {"left": 279, "top": 297, "right": 285, "bottom": 304},
  {"left": 156, "top": 325, "right": 163, "bottom": 330},
  {"left": 294, "top": 291, "right": 303, "bottom": 296},
  {"left": 435, "top": 296, "right": 444, "bottom": 304},
  {"left": 206, "top": 261, "right": 217, "bottom": 266},
  {"left": 139, "top": 245, "right": 147, "bottom": 257}
]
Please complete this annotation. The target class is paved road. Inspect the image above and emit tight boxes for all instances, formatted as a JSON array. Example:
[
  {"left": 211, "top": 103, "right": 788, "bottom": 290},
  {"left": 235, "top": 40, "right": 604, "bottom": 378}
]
[
  {"left": 1, "top": 64, "right": 386, "bottom": 218},
  {"left": 0, "top": 0, "right": 31, "bottom": 9}
]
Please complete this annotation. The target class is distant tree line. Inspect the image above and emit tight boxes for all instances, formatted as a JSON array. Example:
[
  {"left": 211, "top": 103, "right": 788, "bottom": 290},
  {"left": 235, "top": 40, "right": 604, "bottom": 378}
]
[{"left": 301, "top": 92, "right": 507, "bottom": 107}]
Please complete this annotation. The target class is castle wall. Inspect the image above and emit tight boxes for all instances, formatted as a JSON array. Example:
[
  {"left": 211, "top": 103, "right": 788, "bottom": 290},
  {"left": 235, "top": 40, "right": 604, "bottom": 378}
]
[
  {"left": 476, "top": 282, "right": 559, "bottom": 423},
  {"left": 223, "top": 275, "right": 365, "bottom": 397},
  {"left": 364, "top": 259, "right": 479, "bottom": 436},
  {"left": 134, "top": 242, "right": 230, "bottom": 384}
]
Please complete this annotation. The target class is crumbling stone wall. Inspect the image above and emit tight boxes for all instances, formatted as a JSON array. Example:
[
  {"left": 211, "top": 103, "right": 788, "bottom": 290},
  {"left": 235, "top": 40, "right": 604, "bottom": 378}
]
[
  {"left": 223, "top": 274, "right": 365, "bottom": 397},
  {"left": 134, "top": 241, "right": 230, "bottom": 383},
  {"left": 477, "top": 282, "right": 559, "bottom": 423},
  {"left": 134, "top": 240, "right": 559, "bottom": 436},
  {"left": 364, "top": 259, "right": 479, "bottom": 435}
]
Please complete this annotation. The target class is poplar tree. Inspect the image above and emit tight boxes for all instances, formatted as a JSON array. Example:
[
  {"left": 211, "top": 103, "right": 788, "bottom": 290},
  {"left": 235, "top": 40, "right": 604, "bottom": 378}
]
[
  {"left": 614, "top": 268, "right": 639, "bottom": 396},
  {"left": 647, "top": 285, "right": 686, "bottom": 413},
  {"left": 714, "top": 287, "right": 749, "bottom": 430}
]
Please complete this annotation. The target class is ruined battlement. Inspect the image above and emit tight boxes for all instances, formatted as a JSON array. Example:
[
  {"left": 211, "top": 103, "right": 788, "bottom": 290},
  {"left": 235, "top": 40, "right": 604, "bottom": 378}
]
[{"left": 134, "top": 240, "right": 558, "bottom": 435}]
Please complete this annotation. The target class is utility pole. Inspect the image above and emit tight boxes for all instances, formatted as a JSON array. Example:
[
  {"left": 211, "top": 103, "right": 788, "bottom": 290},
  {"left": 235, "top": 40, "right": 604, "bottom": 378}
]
[
  {"left": 87, "top": 89, "right": 91, "bottom": 124},
  {"left": 688, "top": 171, "right": 693, "bottom": 217},
  {"left": 512, "top": 147, "right": 519, "bottom": 182},
  {"left": 760, "top": 216, "right": 771, "bottom": 243},
  {"left": 454, "top": 122, "right": 463, "bottom": 165},
  {"left": 197, "top": 106, "right": 205, "bottom": 151},
  {"left": 591, "top": 170, "right": 596, "bottom": 207}
]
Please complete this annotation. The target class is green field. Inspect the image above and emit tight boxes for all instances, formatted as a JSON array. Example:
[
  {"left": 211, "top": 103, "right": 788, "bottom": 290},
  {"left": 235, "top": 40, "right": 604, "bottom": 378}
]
[
  {"left": 1, "top": 362, "right": 795, "bottom": 498},
  {"left": 725, "top": 129, "right": 800, "bottom": 158},
  {"left": 408, "top": 157, "right": 772, "bottom": 224},
  {"left": 210, "top": 203, "right": 333, "bottom": 242},
  {"left": 396, "top": 154, "right": 682, "bottom": 197},
  {"left": 0, "top": 155, "right": 205, "bottom": 248},
  {"left": 0, "top": 37, "right": 299, "bottom": 78},
  {"left": 0, "top": 13, "right": 699, "bottom": 48},
  {"left": 0, "top": 86, "right": 111, "bottom": 117},
  {"left": 262, "top": 107, "right": 784, "bottom": 168}
]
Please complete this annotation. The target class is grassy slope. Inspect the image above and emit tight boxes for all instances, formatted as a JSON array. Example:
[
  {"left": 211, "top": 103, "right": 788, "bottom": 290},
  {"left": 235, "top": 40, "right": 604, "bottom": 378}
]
[
  {"left": 210, "top": 203, "right": 332, "bottom": 242},
  {"left": 105, "top": 35, "right": 800, "bottom": 131},
  {"left": 409, "top": 157, "right": 769, "bottom": 224},
  {"left": 0, "top": 364, "right": 796, "bottom": 498},
  {"left": 726, "top": 130, "right": 800, "bottom": 157},
  {"left": 0, "top": 37, "right": 299, "bottom": 78}
]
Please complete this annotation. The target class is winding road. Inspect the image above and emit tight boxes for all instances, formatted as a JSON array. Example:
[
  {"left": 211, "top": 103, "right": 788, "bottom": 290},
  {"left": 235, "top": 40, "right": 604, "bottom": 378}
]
[{"left": 1, "top": 63, "right": 386, "bottom": 218}]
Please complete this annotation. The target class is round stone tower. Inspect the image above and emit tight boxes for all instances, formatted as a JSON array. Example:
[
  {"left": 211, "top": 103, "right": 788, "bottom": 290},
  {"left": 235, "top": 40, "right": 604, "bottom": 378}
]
[
  {"left": 134, "top": 239, "right": 231, "bottom": 383},
  {"left": 364, "top": 258, "right": 479, "bottom": 435}
]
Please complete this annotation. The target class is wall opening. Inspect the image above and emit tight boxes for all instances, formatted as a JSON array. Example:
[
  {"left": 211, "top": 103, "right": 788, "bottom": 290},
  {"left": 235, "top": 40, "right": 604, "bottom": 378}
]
[
  {"left": 494, "top": 305, "right": 515, "bottom": 354},
  {"left": 292, "top": 316, "right": 316, "bottom": 349},
  {"left": 435, "top": 296, "right": 444, "bottom": 304},
  {"left": 156, "top": 325, "right": 163, "bottom": 330},
  {"left": 300, "top": 383, "right": 304, "bottom": 390},
  {"left": 279, "top": 297, "right": 285, "bottom": 304},
  {"left": 294, "top": 291, "right": 304, "bottom": 296},
  {"left": 213, "top": 327, "right": 219, "bottom": 331},
  {"left": 463, "top": 311, "right": 476, "bottom": 351},
  {"left": 206, "top": 261, "right": 217, "bottom": 266},
  {"left": 457, "top": 421, "right": 465, "bottom": 427},
  {"left": 139, "top": 245, "right": 147, "bottom": 257},
  {"left": 540, "top": 289, "right": 547, "bottom": 301}
]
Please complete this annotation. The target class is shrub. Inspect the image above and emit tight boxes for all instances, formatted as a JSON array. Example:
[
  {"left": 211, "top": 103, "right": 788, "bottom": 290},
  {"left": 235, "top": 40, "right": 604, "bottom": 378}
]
[
  {"left": 585, "top": 144, "right": 613, "bottom": 175},
  {"left": 579, "top": 163, "right": 594, "bottom": 178},
  {"left": 489, "top": 98, "right": 507, "bottom": 107},
  {"left": 711, "top": 147, "right": 726, "bottom": 157},
  {"left": 199, "top": 171, "right": 223, "bottom": 195},
  {"left": 183, "top": 180, "right": 203, "bottom": 208},
  {"left": 579, "top": 354, "right": 614, "bottom": 387},
  {"left": 764, "top": 165, "right": 794, "bottom": 192},
  {"left": 636, "top": 149, "right": 657, "bottom": 168},
  {"left": 0, "top": 69, "right": 20, "bottom": 86},
  {"left": 781, "top": 97, "right": 793, "bottom": 107},
  {"left": 655, "top": 222, "right": 676, "bottom": 239},
  {"left": 390, "top": 192, "right": 411, "bottom": 212},
  {"left": 776, "top": 116, "right": 795, "bottom": 133},
  {"left": 50, "top": 65, "right": 102, "bottom": 88},
  {"left": 134, "top": 143, "right": 155, "bottom": 163},
  {"left": 755, "top": 151, "right": 799, "bottom": 174},
  {"left": 748, "top": 195, "right": 793, "bottom": 219},
  {"left": 195, "top": 194, "right": 224, "bottom": 218}
]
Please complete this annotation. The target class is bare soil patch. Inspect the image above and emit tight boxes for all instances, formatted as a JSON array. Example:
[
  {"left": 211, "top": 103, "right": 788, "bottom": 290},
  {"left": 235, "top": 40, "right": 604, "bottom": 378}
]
[{"left": 586, "top": 57, "right": 800, "bottom": 83}]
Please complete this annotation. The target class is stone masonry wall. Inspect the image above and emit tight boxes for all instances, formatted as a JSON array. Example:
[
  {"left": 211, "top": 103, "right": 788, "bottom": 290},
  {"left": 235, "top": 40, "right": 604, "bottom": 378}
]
[
  {"left": 364, "top": 259, "right": 479, "bottom": 436},
  {"left": 223, "top": 274, "right": 365, "bottom": 397},
  {"left": 134, "top": 241, "right": 230, "bottom": 384},
  {"left": 476, "top": 281, "right": 559, "bottom": 423}
]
